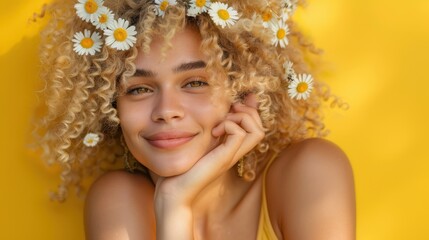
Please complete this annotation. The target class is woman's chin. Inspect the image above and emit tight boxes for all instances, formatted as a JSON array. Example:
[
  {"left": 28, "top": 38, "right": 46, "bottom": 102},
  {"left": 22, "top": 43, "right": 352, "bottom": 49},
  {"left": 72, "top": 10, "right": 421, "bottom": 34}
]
[{"left": 149, "top": 162, "right": 196, "bottom": 178}]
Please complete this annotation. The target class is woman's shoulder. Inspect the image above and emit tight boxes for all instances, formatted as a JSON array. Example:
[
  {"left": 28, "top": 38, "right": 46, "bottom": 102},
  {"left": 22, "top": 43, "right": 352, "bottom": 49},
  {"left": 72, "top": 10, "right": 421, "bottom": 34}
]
[
  {"left": 264, "top": 138, "right": 356, "bottom": 239},
  {"left": 86, "top": 170, "right": 154, "bottom": 201},
  {"left": 267, "top": 138, "right": 353, "bottom": 183},
  {"left": 85, "top": 170, "right": 156, "bottom": 239}
]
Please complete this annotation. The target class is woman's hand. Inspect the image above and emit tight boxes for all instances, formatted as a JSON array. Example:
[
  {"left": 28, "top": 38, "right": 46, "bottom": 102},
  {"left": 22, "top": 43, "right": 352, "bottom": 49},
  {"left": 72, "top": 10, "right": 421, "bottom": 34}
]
[{"left": 154, "top": 93, "right": 265, "bottom": 239}]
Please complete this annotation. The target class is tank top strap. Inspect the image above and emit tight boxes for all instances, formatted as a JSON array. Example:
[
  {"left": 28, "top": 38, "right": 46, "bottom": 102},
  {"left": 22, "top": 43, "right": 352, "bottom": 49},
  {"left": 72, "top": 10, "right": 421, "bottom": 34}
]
[{"left": 256, "top": 153, "right": 279, "bottom": 240}]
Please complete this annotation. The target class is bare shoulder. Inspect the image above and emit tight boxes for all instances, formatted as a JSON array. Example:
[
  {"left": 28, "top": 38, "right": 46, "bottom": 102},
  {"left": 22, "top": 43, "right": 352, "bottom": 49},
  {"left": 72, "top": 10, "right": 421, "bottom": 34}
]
[
  {"left": 85, "top": 170, "right": 156, "bottom": 240},
  {"left": 270, "top": 138, "right": 353, "bottom": 178},
  {"left": 265, "top": 138, "right": 356, "bottom": 240}
]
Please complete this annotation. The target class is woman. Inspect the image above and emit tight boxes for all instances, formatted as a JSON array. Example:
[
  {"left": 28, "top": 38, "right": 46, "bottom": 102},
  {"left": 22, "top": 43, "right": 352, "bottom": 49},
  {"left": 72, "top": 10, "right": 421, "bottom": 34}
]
[{"left": 36, "top": 0, "right": 355, "bottom": 239}]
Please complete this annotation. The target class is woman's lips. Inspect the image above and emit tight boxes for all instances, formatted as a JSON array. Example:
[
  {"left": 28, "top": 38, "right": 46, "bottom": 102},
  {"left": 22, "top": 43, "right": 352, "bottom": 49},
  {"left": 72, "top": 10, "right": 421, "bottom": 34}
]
[{"left": 145, "top": 132, "right": 196, "bottom": 149}]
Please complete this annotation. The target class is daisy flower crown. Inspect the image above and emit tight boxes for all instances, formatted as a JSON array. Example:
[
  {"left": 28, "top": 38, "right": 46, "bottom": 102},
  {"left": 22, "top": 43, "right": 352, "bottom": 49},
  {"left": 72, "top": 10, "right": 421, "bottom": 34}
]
[
  {"left": 73, "top": 0, "right": 314, "bottom": 147},
  {"left": 187, "top": 1, "right": 312, "bottom": 102},
  {"left": 155, "top": 0, "right": 313, "bottom": 101},
  {"left": 73, "top": 0, "right": 313, "bottom": 147},
  {"left": 72, "top": 0, "right": 137, "bottom": 55}
]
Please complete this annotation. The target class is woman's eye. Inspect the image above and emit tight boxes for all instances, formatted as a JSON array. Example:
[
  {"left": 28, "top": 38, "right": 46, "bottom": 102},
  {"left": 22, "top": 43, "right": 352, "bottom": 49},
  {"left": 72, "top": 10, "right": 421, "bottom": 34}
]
[
  {"left": 184, "top": 80, "right": 208, "bottom": 88},
  {"left": 126, "top": 86, "right": 152, "bottom": 95}
]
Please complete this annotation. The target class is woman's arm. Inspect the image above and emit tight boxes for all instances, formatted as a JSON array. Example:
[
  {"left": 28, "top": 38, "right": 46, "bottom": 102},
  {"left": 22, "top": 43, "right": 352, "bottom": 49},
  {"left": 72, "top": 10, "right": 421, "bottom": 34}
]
[
  {"left": 84, "top": 95, "right": 264, "bottom": 240},
  {"left": 153, "top": 95, "right": 265, "bottom": 239},
  {"left": 84, "top": 171, "right": 156, "bottom": 240},
  {"left": 267, "top": 138, "right": 356, "bottom": 240}
]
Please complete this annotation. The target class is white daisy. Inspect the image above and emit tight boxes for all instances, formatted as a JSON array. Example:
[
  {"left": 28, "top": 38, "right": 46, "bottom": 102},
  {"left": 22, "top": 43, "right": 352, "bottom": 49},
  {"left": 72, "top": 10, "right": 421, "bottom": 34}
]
[
  {"left": 72, "top": 29, "right": 103, "bottom": 55},
  {"left": 280, "top": 8, "right": 290, "bottom": 22},
  {"left": 188, "top": 0, "right": 211, "bottom": 16},
  {"left": 260, "top": 8, "right": 276, "bottom": 28},
  {"left": 208, "top": 2, "right": 239, "bottom": 28},
  {"left": 288, "top": 73, "right": 314, "bottom": 100},
  {"left": 155, "top": 0, "right": 177, "bottom": 17},
  {"left": 283, "top": 60, "right": 296, "bottom": 81},
  {"left": 104, "top": 18, "right": 137, "bottom": 51},
  {"left": 92, "top": 6, "right": 115, "bottom": 30},
  {"left": 74, "top": 0, "right": 104, "bottom": 23},
  {"left": 283, "top": 0, "right": 297, "bottom": 14},
  {"left": 187, "top": 7, "right": 200, "bottom": 17},
  {"left": 83, "top": 133, "right": 100, "bottom": 147},
  {"left": 271, "top": 20, "right": 289, "bottom": 48}
]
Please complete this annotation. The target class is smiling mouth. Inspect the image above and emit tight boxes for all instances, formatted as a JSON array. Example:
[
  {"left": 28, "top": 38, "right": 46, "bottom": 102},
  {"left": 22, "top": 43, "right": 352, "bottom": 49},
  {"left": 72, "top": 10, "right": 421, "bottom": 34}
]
[{"left": 145, "top": 132, "right": 197, "bottom": 149}]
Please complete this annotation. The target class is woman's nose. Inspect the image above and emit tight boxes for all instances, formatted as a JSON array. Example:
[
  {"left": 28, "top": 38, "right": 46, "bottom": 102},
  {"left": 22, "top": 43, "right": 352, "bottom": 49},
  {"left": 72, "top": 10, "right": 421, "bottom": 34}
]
[{"left": 151, "top": 89, "right": 184, "bottom": 123}]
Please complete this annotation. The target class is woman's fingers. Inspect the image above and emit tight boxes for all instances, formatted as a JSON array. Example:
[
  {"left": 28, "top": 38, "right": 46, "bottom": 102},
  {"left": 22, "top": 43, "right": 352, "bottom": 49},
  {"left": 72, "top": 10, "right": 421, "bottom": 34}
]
[
  {"left": 213, "top": 92, "right": 265, "bottom": 161},
  {"left": 231, "top": 103, "right": 263, "bottom": 128},
  {"left": 243, "top": 93, "right": 259, "bottom": 108},
  {"left": 182, "top": 120, "right": 247, "bottom": 189},
  {"left": 211, "top": 119, "right": 247, "bottom": 151},
  {"left": 231, "top": 94, "right": 264, "bottom": 129},
  {"left": 224, "top": 114, "right": 264, "bottom": 158},
  {"left": 156, "top": 95, "right": 265, "bottom": 203}
]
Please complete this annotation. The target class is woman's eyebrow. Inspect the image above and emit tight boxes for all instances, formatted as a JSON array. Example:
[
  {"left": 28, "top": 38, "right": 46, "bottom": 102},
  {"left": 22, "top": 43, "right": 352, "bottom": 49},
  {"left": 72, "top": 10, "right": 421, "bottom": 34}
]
[
  {"left": 134, "top": 69, "right": 156, "bottom": 77},
  {"left": 173, "top": 60, "right": 206, "bottom": 72},
  {"left": 133, "top": 60, "right": 206, "bottom": 77}
]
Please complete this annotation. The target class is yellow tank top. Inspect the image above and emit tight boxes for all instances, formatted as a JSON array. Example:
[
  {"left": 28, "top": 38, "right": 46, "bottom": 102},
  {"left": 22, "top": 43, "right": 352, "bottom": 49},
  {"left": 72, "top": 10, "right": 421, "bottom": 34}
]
[{"left": 256, "top": 154, "right": 279, "bottom": 240}]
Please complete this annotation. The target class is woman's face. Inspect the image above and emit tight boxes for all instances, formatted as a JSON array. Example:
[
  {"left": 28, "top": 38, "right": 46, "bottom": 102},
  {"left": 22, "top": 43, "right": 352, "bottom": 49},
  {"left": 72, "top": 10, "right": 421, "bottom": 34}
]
[{"left": 117, "top": 26, "right": 231, "bottom": 177}]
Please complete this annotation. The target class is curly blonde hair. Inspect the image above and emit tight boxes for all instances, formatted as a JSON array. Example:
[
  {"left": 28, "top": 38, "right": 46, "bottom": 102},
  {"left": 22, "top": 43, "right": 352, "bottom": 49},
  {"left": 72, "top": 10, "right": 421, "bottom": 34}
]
[{"left": 35, "top": 0, "right": 343, "bottom": 202}]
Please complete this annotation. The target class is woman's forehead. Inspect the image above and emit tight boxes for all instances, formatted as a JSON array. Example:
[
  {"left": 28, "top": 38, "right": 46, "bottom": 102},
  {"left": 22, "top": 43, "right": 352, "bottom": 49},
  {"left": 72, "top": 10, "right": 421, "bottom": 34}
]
[{"left": 135, "top": 26, "right": 205, "bottom": 70}]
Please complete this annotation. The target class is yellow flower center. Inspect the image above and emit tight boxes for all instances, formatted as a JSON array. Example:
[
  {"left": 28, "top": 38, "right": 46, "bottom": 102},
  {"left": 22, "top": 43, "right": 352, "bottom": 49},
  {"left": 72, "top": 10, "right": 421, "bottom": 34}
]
[
  {"left": 218, "top": 9, "right": 230, "bottom": 20},
  {"left": 160, "top": 1, "right": 169, "bottom": 11},
  {"left": 99, "top": 14, "right": 108, "bottom": 23},
  {"left": 84, "top": 0, "right": 99, "bottom": 14},
  {"left": 87, "top": 139, "right": 94, "bottom": 144},
  {"left": 262, "top": 10, "right": 272, "bottom": 22},
  {"left": 114, "top": 28, "right": 128, "bottom": 42},
  {"left": 196, "top": 0, "right": 206, "bottom": 7},
  {"left": 277, "top": 28, "right": 286, "bottom": 40},
  {"left": 297, "top": 82, "right": 308, "bottom": 93},
  {"left": 81, "top": 37, "right": 94, "bottom": 49}
]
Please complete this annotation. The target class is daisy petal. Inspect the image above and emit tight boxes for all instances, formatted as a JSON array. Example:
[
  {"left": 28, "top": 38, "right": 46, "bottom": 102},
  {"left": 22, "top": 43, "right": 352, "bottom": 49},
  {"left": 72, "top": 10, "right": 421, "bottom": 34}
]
[
  {"left": 72, "top": 29, "right": 103, "bottom": 55},
  {"left": 208, "top": 2, "right": 239, "bottom": 28},
  {"left": 288, "top": 73, "right": 314, "bottom": 100},
  {"left": 104, "top": 18, "right": 137, "bottom": 50},
  {"left": 91, "top": 6, "right": 115, "bottom": 30},
  {"left": 154, "top": 0, "right": 177, "bottom": 17},
  {"left": 74, "top": 0, "right": 104, "bottom": 23},
  {"left": 271, "top": 20, "right": 289, "bottom": 48},
  {"left": 83, "top": 132, "right": 100, "bottom": 147}
]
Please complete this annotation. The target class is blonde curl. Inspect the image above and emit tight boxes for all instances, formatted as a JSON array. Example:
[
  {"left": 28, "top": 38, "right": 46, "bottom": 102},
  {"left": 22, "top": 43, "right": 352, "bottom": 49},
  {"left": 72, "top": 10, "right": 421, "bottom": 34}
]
[{"left": 34, "top": 0, "right": 344, "bottom": 201}]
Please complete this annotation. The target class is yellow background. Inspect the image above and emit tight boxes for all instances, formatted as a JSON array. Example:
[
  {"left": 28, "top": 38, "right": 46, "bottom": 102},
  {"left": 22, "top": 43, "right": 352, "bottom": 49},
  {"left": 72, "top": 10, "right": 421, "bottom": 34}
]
[{"left": 1, "top": 0, "right": 428, "bottom": 239}]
